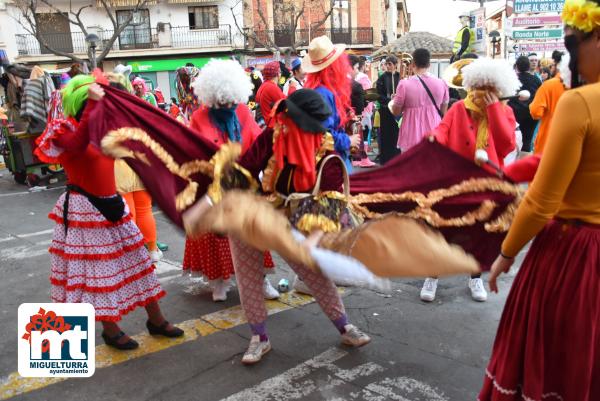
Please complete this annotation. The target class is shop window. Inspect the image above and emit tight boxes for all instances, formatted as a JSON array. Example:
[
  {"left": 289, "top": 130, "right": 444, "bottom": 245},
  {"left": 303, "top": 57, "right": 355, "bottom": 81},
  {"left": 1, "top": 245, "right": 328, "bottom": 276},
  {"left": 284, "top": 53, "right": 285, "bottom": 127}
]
[{"left": 189, "top": 6, "right": 219, "bottom": 30}]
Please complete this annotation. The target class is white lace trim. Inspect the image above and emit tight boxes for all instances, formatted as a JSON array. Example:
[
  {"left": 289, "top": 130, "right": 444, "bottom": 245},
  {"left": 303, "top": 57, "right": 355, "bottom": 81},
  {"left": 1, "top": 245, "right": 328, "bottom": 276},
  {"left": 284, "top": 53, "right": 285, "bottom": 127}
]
[{"left": 484, "top": 369, "right": 565, "bottom": 401}]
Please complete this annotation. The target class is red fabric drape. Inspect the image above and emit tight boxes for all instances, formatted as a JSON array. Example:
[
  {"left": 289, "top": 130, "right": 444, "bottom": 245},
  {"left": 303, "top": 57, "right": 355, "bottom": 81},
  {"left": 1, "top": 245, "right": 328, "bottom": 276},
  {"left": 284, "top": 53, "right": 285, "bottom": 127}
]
[
  {"left": 350, "top": 140, "right": 517, "bottom": 270},
  {"left": 88, "top": 85, "right": 218, "bottom": 228}
]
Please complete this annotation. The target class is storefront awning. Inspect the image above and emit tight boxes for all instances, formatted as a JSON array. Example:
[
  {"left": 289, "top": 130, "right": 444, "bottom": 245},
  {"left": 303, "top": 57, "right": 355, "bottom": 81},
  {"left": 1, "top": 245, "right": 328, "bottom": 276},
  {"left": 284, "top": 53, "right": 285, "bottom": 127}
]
[{"left": 96, "top": 0, "right": 158, "bottom": 7}]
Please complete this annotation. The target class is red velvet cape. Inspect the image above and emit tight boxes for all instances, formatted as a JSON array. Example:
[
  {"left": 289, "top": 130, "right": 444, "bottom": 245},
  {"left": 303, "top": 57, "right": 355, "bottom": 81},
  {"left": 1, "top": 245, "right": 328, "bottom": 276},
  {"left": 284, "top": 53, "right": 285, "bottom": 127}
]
[
  {"left": 350, "top": 140, "right": 517, "bottom": 270},
  {"left": 88, "top": 85, "right": 218, "bottom": 228}
]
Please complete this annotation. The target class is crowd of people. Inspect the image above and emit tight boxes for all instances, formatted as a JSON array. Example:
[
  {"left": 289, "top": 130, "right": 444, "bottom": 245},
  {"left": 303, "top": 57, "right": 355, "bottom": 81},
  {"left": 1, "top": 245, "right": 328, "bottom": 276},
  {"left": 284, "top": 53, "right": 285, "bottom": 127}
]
[{"left": 25, "top": 0, "right": 600, "bottom": 399}]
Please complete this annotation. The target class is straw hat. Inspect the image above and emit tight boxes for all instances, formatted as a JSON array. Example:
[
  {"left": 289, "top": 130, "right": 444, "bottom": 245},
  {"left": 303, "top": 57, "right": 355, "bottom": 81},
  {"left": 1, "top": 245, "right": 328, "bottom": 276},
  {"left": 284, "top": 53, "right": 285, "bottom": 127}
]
[
  {"left": 301, "top": 36, "right": 346, "bottom": 73},
  {"left": 442, "top": 58, "right": 476, "bottom": 89}
]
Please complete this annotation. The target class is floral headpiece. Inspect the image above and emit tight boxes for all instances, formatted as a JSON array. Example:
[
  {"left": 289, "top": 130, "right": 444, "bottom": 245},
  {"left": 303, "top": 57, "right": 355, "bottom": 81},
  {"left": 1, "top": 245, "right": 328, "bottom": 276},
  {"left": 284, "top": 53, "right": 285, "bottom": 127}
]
[{"left": 562, "top": 0, "right": 600, "bottom": 32}]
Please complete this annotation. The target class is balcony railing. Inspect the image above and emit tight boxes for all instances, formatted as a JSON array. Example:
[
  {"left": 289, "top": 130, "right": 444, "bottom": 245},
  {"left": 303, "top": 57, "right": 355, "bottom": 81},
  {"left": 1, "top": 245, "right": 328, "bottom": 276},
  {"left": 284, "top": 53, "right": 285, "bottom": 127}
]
[
  {"left": 248, "top": 27, "right": 374, "bottom": 49},
  {"left": 15, "top": 25, "right": 232, "bottom": 57}
]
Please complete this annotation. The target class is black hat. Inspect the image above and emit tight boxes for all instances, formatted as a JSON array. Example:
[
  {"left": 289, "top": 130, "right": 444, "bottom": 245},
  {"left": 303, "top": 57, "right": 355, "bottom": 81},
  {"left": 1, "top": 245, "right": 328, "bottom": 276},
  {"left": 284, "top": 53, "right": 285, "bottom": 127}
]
[{"left": 275, "top": 89, "right": 331, "bottom": 133}]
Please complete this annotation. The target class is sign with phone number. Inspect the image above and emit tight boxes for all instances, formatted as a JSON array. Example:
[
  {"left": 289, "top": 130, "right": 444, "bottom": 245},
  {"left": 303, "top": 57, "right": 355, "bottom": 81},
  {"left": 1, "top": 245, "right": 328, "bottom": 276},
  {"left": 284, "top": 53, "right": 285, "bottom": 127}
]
[{"left": 514, "top": 0, "right": 564, "bottom": 13}]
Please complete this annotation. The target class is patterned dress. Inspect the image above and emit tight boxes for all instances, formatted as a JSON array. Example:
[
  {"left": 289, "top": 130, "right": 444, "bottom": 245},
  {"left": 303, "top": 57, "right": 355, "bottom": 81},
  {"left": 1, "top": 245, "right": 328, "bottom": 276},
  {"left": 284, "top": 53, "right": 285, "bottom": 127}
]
[{"left": 37, "top": 100, "right": 164, "bottom": 321}]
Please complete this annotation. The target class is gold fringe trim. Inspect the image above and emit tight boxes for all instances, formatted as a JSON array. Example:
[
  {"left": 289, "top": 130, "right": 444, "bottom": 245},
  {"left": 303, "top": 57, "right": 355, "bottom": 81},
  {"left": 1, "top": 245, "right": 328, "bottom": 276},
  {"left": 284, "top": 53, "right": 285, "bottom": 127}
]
[
  {"left": 349, "top": 177, "right": 522, "bottom": 232},
  {"left": 101, "top": 127, "right": 213, "bottom": 211},
  {"left": 206, "top": 142, "right": 259, "bottom": 204},
  {"left": 295, "top": 214, "right": 341, "bottom": 234}
]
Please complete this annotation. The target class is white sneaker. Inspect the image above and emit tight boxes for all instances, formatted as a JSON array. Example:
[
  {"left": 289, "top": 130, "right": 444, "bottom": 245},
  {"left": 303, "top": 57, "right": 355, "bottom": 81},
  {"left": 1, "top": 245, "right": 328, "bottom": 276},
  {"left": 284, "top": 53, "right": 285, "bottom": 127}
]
[
  {"left": 211, "top": 279, "right": 229, "bottom": 302},
  {"left": 292, "top": 275, "right": 312, "bottom": 295},
  {"left": 263, "top": 277, "right": 280, "bottom": 299},
  {"left": 241, "top": 335, "right": 271, "bottom": 365},
  {"left": 468, "top": 277, "right": 488, "bottom": 302},
  {"left": 149, "top": 248, "right": 163, "bottom": 262},
  {"left": 341, "top": 324, "right": 371, "bottom": 347},
  {"left": 420, "top": 278, "right": 438, "bottom": 302}
]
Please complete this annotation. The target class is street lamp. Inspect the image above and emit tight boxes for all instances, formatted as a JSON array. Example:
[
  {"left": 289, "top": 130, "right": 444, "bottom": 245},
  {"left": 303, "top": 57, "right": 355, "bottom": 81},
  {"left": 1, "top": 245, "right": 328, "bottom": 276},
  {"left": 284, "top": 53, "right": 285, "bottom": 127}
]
[
  {"left": 489, "top": 30, "right": 501, "bottom": 58},
  {"left": 85, "top": 33, "right": 100, "bottom": 69}
]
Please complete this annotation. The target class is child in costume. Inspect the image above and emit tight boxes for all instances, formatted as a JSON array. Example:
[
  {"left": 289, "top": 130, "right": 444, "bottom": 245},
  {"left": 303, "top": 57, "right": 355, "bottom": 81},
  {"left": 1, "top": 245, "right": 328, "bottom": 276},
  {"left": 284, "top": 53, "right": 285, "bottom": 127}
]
[
  {"left": 420, "top": 58, "right": 519, "bottom": 303},
  {"left": 183, "top": 60, "right": 278, "bottom": 302},
  {"left": 184, "top": 89, "right": 372, "bottom": 365},
  {"left": 34, "top": 74, "right": 183, "bottom": 350}
]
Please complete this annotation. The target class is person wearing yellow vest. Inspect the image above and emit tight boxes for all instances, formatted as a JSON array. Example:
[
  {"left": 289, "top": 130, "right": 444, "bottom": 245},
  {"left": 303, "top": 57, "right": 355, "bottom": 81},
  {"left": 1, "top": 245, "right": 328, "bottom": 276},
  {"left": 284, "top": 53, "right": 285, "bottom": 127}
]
[{"left": 451, "top": 14, "right": 476, "bottom": 62}]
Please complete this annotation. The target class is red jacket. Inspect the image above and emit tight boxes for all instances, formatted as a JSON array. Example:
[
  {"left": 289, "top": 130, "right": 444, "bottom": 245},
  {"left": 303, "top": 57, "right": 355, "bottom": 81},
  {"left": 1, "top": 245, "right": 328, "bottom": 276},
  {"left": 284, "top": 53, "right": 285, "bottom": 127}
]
[
  {"left": 432, "top": 100, "right": 516, "bottom": 167},
  {"left": 189, "top": 103, "right": 261, "bottom": 154},
  {"left": 256, "top": 80, "right": 285, "bottom": 128}
]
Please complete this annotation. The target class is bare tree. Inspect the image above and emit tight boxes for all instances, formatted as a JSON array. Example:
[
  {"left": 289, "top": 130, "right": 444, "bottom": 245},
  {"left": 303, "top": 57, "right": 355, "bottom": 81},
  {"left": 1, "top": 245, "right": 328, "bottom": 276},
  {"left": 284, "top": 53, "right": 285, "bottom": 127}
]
[
  {"left": 11, "top": 0, "right": 149, "bottom": 65},
  {"left": 231, "top": 0, "right": 334, "bottom": 60}
]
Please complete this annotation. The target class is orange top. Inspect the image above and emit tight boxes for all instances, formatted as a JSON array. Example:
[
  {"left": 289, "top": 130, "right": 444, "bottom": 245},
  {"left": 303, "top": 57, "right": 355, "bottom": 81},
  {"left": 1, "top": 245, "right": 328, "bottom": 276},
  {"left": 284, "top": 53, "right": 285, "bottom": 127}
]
[
  {"left": 502, "top": 81, "right": 600, "bottom": 257},
  {"left": 529, "top": 73, "right": 566, "bottom": 155}
]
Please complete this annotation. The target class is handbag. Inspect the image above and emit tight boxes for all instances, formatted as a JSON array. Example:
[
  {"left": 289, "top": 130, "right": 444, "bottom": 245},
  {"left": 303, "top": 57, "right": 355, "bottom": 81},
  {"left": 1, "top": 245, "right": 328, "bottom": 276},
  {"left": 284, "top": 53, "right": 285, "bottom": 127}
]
[
  {"left": 417, "top": 75, "right": 443, "bottom": 118},
  {"left": 285, "top": 154, "right": 362, "bottom": 233}
]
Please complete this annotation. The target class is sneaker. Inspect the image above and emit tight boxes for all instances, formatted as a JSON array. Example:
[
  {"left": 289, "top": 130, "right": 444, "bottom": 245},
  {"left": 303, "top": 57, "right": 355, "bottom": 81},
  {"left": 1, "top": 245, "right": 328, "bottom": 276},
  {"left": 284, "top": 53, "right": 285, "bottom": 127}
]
[
  {"left": 420, "top": 278, "right": 438, "bottom": 302},
  {"left": 211, "top": 279, "right": 229, "bottom": 302},
  {"left": 241, "top": 335, "right": 271, "bottom": 365},
  {"left": 352, "top": 160, "right": 361, "bottom": 167},
  {"left": 263, "top": 277, "right": 280, "bottom": 299},
  {"left": 292, "top": 275, "right": 312, "bottom": 295},
  {"left": 341, "top": 324, "right": 371, "bottom": 347},
  {"left": 358, "top": 158, "right": 377, "bottom": 168},
  {"left": 468, "top": 277, "right": 488, "bottom": 302},
  {"left": 149, "top": 248, "right": 163, "bottom": 263}
]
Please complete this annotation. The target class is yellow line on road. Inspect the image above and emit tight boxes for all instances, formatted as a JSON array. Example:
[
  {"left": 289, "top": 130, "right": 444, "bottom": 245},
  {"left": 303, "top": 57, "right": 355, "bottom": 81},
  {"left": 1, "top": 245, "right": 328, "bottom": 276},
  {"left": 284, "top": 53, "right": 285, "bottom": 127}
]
[{"left": 0, "top": 291, "right": 328, "bottom": 400}]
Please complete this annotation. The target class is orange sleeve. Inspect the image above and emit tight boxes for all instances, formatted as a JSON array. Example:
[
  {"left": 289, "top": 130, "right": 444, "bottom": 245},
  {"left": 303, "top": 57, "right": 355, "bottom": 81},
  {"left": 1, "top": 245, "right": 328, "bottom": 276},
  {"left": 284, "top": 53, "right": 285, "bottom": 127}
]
[
  {"left": 502, "top": 90, "right": 590, "bottom": 257},
  {"left": 529, "top": 82, "right": 549, "bottom": 120}
]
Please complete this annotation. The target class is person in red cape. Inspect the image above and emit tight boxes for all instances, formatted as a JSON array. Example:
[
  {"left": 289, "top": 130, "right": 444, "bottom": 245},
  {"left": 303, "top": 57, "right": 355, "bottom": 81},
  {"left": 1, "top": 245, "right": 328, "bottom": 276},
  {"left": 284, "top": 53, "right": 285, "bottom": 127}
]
[
  {"left": 183, "top": 89, "right": 371, "bottom": 365},
  {"left": 34, "top": 73, "right": 183, "bottom": 350},
  {"left": 480, "top": 3, "right": 600, "bottom": 399},
  {"left": 419, "top": 58, "right": 519, "bottom": 304},
  {"left": 184, "top": 59, "right": 278, "bottom": 302}
]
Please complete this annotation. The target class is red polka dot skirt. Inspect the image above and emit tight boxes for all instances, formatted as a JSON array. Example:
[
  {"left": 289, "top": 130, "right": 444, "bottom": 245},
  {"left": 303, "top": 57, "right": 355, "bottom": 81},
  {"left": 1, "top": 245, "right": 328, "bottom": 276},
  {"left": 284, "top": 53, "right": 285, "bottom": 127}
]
[
  {"left": 183, "top": 233, "right": 274, "bottom": 280},
  {"left": 49, "top": 192, "right": 165, "bottom": 322}
]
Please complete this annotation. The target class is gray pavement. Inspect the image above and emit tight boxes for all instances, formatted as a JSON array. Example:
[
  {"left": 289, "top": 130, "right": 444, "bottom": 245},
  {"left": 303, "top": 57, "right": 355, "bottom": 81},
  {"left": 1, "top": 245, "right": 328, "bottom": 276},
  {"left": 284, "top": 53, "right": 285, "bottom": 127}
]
[{"left": 0, "top": 169, "right": 524, "bottom": 401}]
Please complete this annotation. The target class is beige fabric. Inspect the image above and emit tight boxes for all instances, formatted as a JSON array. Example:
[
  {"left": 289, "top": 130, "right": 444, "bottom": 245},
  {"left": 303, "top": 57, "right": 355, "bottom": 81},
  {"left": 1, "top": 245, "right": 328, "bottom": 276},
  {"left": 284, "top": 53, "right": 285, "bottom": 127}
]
[
  {"left": 114, "top": 160, "right": 145, "bottom": 194},
  {"left": 187, "top": 191, "right": 319, "bottom": 271},
  {"left": 184, "top": 191, "right": 479, "bottom": 278},
  {"left": 319, "top": 215, "right": 480, "bottom": 278}
]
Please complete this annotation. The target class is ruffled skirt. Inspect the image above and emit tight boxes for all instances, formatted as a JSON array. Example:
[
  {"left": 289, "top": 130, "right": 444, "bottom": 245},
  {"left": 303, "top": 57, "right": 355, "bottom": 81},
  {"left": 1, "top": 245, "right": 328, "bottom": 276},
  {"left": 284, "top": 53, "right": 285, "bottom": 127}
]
[{"left": 49, "top": 192, "right": 165, "bottom": 322}]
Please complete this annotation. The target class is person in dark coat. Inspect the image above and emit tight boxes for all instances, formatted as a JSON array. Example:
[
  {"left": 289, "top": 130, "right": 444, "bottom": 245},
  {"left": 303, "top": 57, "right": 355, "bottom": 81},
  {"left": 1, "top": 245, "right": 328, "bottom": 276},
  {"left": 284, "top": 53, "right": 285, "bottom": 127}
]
[
  {"left": 509, "top": 56, "right": 541, "bottom": 153},
  {"left": 376, "top": 56, "right": 401, "bottom": 165}
]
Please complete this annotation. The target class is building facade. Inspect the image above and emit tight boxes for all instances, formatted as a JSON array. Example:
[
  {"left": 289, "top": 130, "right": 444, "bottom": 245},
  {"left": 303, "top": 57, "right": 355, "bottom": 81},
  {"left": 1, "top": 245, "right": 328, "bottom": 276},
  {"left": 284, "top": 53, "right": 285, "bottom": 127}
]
[
  {"left": 1, "top": 0, "right": 245, "bottom": 99},
  {"left": 0, "top": 0, "right": 407, "bottom": 98}
]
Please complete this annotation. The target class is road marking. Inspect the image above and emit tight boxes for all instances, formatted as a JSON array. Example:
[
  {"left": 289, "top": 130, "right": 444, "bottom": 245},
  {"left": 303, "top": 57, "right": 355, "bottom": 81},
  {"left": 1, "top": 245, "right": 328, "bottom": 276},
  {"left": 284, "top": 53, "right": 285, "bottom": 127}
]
[
  {"left": 0, "top": 291, "right": 321, "bottom": 400},
  {"left": 0, "top": 229, "right": 54, "bottom": 243},
  {"left": 219, "top": 347, "right": 449, "bottom": 401},
  {"left": 0, "top": 241, "right": 52, "bottom": 261},
  {"left": 0, "top": 187, "right": 64, "bottom": 198}
]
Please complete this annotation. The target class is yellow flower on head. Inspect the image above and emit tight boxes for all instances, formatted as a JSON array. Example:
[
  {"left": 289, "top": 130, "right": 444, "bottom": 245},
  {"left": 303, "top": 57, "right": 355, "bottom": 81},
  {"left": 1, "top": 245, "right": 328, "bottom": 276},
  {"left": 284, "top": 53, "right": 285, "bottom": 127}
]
[
  {"left": 563, "top": 0, "right": 600, "bottom": 32},
  {"left": 588, "top": 7, "right": 600, "bottom": 29}
]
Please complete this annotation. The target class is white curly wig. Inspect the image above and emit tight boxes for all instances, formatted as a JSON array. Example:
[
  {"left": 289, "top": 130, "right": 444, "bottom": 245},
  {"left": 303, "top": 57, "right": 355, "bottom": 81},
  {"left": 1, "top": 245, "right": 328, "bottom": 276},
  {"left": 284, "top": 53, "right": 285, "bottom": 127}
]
[
  {"left": 462, "top": 58, "right": 521, "bottom": 97},
  {"left": 192, "top": 59, "right": 253, "bottom": 107}
]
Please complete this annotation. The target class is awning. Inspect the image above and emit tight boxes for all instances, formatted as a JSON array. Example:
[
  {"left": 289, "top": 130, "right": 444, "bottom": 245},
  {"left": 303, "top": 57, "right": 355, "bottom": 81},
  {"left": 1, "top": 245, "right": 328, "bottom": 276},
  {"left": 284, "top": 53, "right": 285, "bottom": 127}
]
[
  {"left": 96, "top": 0, "right": 158, "bottom": 7},
  {"left": 167, "top": 0, "right": 221, "bottom": 4}
]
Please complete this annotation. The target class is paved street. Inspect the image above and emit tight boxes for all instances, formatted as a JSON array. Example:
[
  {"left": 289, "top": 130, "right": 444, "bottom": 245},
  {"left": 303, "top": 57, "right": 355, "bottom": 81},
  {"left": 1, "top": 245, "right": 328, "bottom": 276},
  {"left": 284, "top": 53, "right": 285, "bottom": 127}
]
[{"left": 0, "top": 170, "right": 525, "bottom": 401}]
